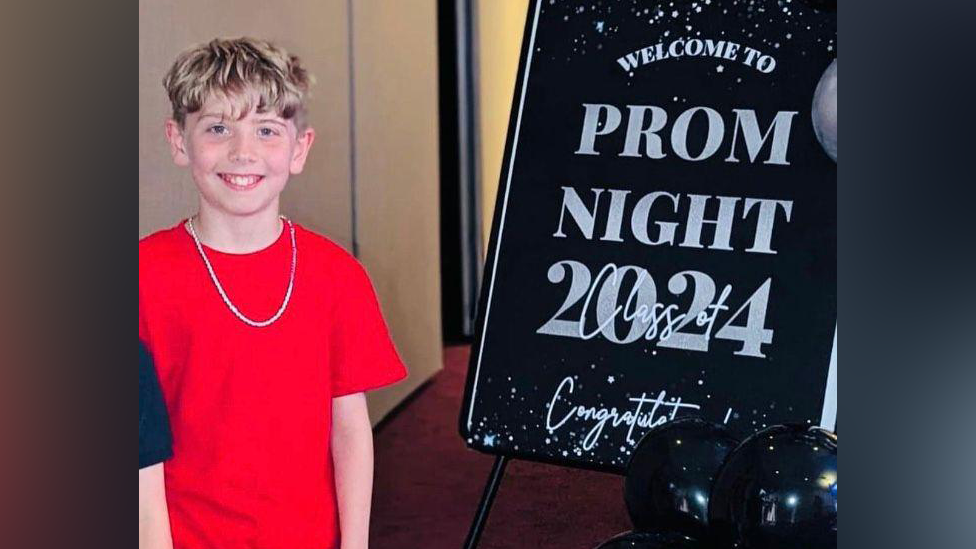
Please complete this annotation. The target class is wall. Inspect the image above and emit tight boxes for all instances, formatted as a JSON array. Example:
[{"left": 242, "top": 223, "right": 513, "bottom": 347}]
[
  {"left": 351, "top": 1, "right": 444, "bottom": 423},
  {"left": 139, "top": 0, "right": 442, "bottom": 425},
  {"left": 474, "top": 0, "right": 530, "bottom": 254}
]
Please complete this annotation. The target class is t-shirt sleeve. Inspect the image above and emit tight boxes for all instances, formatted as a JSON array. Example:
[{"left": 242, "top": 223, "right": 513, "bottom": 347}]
[
  {"left": 330, "top": 259, "right": 408, "bottom": 397},
  {"left": 139, "top": 340, "right": 173, "bottom": 469}
]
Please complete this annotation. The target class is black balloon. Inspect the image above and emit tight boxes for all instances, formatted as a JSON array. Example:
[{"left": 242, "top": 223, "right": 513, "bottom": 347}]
[
  {"left": 708, "top": 424, "right": 837, "bottom": 549},
  {"left": 624, "top": 418, "right": 740, "bottom": 540},
  {"left": 593, "top": 530, "right": 702, "bottom": 549}
]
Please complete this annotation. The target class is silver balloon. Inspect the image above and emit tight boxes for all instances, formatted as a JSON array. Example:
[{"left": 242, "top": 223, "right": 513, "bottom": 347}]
[{"left": 811, "top": 59, "right": 837, "bottom": 162}]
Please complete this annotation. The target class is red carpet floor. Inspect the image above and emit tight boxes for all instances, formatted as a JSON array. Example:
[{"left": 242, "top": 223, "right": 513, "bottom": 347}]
[{"left": 370, "top": 345, "right": 632, "bottom": 549}]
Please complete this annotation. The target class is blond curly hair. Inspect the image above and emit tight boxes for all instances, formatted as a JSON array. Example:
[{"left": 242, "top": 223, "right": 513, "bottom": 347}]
[{"left": 163, "top": 37, "right": 314, "bottom": 130}]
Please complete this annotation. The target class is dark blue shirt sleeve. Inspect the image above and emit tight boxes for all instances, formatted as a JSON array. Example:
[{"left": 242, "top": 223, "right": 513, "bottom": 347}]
[{"left": 139, "top": 340, "right": 173, "bottom": 469}]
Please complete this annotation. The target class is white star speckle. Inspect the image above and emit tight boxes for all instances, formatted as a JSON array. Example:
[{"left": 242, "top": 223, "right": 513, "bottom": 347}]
[
  {"left": 607, "top": 376, "right": 615, "bottom": 384},
  {"left": 716, "top": 65, "right": 725, "bottom": 73}
]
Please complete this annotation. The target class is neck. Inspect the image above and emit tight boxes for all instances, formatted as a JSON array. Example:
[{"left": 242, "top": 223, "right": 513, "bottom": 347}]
[{"left": 188, "top": 206, "right": 284, "bottom": 254}]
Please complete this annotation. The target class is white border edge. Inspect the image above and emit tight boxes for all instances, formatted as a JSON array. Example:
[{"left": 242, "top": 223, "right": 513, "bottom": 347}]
[
  {"left": 819, "top": 325, "right": 838, "bottom": 431},
  {"left": 467, "top": 0, "right": 543, "bottom": 429}
]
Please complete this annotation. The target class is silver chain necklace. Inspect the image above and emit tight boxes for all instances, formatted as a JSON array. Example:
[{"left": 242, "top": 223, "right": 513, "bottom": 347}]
[{"left": 186, "top": 215, "right": 297, "bottom": 328}]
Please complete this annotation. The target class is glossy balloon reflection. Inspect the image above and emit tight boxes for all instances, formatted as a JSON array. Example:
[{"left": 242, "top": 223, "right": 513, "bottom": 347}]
[
  {"left": 709, "top": 424, "right": 837, "bottom": 549},
  {"left": 812, "top": 59, "right": 837, "bottom": 162},
  {"left": 625, "top": 418, "right": 740, "bottom": 540},
  {"left": 593, "top": 530, "right": 703, "bottom": 549}
]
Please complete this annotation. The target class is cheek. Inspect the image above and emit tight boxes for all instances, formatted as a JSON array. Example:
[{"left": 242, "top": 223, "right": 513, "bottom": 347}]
[
  {"left": 265, "top": 144, "right": 295, "bottom": 171},
  {"left": 188, "top": 143, "right": 224, "bottom": 170}
]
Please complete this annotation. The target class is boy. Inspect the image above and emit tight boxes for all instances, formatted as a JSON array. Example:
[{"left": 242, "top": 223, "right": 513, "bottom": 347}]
[{"left": 139, "top": 37, "right": 407, "bottom": 549}]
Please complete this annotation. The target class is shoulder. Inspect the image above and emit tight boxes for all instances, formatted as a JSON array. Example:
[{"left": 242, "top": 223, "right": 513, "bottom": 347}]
[
  {"left": 294, "top": 224, "right": 363, "bottom": 273},
  {"left": 140, "top": 221, "right": 187, "bottom": 258},
  {"left": 293, "top": 223, "right": 374, "bottom": 288},
  {"left": 139, "top": 221, "right": 191, "bottom": 281}
]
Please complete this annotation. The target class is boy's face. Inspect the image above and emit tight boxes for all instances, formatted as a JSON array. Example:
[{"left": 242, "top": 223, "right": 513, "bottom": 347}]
[{"left": 164, "top": 92, "right": 315, "bottom": 220}]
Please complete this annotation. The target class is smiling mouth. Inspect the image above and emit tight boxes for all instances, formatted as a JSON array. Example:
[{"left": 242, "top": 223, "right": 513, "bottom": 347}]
[{"left": 219, "top": 173, "right": 264, "bottom": 190}]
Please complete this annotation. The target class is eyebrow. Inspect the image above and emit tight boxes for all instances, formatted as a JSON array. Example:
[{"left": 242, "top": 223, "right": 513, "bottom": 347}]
[
  {"left": 196, "top": 113, "right": 286, "bottom": 126},
  {"left": 257, "top": 118, "right": 288, "bottom": 126}
]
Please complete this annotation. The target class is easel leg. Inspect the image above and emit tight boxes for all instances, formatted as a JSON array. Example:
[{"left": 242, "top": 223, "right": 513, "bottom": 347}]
[{"left": 462, "top": 455, "right": 510, "bottom": 549}]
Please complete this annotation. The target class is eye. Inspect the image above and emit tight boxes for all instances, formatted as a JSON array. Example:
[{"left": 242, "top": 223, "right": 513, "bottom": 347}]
[
  {"left": 207, "top": 124, "right": 229, "bottom": 136},
  {"left": 258, "top": 127, "right": 280, "bottom": 137}
]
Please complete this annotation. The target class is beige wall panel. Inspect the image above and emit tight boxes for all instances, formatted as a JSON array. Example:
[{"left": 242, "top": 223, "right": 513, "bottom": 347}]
[
  {"left": 352, "top": 1, "right": 445, "bottom": 424},
  {"left": 139, "top": 0, "right": 353, "bottom": 245},
  {"left": 475, "top": 0, "right": 529, "bottom": 254}
]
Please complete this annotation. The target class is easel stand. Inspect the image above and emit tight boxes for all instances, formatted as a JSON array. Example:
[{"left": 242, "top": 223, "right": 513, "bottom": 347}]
[{"left": 462, "top": 455, "right": 510, "bottom": 549}]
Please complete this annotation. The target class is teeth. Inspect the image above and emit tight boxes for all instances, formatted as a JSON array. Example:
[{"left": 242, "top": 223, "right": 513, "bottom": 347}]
[{"left": 223, "top": 174, "right": 260, "bottom": 187}]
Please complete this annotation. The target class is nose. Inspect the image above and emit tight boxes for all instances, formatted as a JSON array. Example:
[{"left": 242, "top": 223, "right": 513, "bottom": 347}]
[{"left": 228, "top": 133, "right": 257, "bottom": 164}]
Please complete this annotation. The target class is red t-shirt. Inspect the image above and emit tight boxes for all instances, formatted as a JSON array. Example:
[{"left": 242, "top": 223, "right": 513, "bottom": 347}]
[{"left": 139, "top": 220, "right": 407, "bottom": 549}]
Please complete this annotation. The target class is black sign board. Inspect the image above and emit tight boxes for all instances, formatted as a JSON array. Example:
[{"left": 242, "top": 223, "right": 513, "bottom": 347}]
[{"left": 460, "top": 0, "right": 837, "bottom": 474}]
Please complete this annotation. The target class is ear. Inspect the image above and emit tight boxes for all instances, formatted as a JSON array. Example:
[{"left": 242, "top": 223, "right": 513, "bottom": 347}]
[
  {"left": 164, "top": 119, "right": 191, "bottom": 167},
  {"left": 289, "top": 127, "right": 316, "bottom": 174}
]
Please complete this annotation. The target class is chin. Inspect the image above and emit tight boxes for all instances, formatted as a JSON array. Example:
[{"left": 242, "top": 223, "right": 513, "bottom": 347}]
[
  {"left": 225, "top": 202, "right": 279, "bottom": 218},
  {"left": 201, "top": 193, "right": 280, "bottom": 219}
]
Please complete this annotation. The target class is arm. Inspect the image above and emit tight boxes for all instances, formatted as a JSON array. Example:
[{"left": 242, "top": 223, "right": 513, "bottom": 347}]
[
  {"left": 139, "top": 463, "right": 173, "bottom": 549},
  {"left": 331, "top": 392, "right": 374, "bottom": 549}
]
